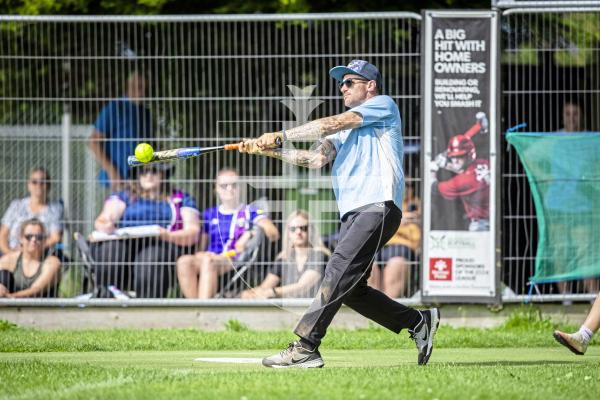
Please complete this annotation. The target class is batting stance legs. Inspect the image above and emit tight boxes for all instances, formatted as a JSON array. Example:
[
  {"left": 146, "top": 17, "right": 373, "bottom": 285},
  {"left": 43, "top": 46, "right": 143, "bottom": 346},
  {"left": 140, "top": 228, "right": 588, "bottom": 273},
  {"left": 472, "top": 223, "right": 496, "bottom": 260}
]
[
  {"left": 262, "top": 202, "right": 439, "bottom": 368},
  {"left": 294, "top": 202, "right": 421, "bottom": 346},
  {"left": 241, "top": 59, "right": 441, "bottom": 368}
]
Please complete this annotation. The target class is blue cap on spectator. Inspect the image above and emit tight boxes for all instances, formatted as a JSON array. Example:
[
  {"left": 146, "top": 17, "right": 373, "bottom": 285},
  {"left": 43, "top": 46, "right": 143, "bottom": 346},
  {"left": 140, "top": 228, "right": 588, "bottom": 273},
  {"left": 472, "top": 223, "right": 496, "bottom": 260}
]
[{"left": 329, "top": 60, "right": 383, "bottom": 91}]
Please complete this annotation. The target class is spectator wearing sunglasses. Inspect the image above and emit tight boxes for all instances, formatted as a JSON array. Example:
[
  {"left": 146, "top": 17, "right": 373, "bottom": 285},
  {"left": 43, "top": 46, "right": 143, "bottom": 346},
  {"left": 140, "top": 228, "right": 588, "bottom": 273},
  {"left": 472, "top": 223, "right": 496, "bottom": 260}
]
[
  {"left": 0, "top": 218, "right": 61, "bottom": 298},
  {"left": 241, "top": 210, "right": 330, "bottom": 299},
  {"left": 90, "top": 163, "right": 200, "bottom": 298},
  {"left": 177, "top": 168, "right": 279, "bottom": 299},
  {"left": 0, "top": 168, "right": 63, "bottom": 256}
]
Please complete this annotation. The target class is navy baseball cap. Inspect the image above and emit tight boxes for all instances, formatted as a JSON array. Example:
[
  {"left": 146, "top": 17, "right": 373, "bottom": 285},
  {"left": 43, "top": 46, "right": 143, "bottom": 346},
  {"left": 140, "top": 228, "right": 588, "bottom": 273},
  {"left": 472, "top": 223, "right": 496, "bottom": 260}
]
[{"left": 329, "top": 60, "right": 383, "bottom": 91}]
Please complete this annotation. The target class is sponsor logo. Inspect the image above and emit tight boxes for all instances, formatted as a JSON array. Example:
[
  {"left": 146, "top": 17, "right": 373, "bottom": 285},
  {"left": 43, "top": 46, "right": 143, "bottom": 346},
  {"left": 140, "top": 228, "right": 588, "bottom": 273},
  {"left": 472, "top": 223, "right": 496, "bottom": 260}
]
[
  {"left": 430, "top": 234, "right": 446, "bottom": 251},
  {"left": 429, "top": 258, "right": 453, "bottom": 281},
  {"left": 429, "top": 234, "right": 477, "bottom": 251},
  {"left": 291, "top": 354, "right": 311, "bottom": 364}
]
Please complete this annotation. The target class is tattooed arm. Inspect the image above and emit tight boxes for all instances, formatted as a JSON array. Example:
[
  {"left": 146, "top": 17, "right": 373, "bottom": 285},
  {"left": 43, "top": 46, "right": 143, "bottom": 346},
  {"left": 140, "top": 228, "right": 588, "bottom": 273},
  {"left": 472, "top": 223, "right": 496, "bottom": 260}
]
[
  {"left": 245, "top": 111, "right": 362, "bottom": 150},
  {"left": 248, "top": 139, "right": 337, "bottom": 169}
]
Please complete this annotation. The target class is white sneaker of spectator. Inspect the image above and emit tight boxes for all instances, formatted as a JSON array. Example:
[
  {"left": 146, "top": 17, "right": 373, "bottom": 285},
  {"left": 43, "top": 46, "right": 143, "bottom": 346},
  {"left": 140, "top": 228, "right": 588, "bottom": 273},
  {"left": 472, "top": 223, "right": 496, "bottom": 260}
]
[{"left": 108, "top": 285, "right": 130, "bottom": 300}]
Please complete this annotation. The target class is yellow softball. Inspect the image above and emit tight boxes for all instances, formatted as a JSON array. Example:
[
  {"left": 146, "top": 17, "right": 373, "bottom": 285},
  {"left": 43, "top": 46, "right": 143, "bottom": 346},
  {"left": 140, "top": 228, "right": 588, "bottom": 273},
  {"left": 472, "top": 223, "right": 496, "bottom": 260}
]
[{"left": 134, "top": 143, "right": 154, "bottom": 163}]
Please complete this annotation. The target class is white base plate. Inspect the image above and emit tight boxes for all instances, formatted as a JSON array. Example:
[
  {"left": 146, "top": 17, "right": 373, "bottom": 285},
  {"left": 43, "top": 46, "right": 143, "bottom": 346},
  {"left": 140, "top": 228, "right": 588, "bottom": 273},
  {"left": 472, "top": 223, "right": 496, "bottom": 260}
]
[{"left": 194, "top": 357, "right": 263, "bottom": 364}]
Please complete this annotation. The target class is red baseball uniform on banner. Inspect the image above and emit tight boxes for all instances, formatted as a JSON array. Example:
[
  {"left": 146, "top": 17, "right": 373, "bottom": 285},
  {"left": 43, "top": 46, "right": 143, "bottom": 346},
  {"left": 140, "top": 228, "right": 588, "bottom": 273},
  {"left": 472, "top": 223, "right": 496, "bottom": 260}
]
[{"left": 438, "top": 159, "right": 490, "bottom": 220}]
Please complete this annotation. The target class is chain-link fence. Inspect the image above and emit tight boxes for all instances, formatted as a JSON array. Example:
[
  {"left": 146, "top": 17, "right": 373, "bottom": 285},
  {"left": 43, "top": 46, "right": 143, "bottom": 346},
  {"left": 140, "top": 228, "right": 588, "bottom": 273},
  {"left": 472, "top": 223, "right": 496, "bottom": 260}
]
[
  {"left": 500, "top": 7, "right": 600, "bottom": 301},
  {"left": 0, "top": 13, "right": 423, "bottom": 302},
  {"left": 2, "top": 8, "right": 598, "bottom": 305}
]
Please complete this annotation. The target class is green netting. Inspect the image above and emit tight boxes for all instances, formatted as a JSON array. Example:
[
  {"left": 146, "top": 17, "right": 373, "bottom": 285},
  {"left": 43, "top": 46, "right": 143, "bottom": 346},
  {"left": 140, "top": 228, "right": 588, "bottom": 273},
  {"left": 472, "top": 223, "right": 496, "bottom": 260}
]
[{"left": 506, "top": 132, "right": 600, "bottom": 284}]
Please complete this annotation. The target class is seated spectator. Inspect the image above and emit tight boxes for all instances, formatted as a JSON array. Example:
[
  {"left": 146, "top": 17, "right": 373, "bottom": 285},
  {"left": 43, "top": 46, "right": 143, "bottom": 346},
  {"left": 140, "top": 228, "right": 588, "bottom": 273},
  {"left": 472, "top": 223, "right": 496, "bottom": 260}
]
[
  {"left": 241, "top": 210, "right": 329, "bottom": 299},
  {"left": 369, "top": 185, "right": 421, "bottom": 298},
  {"left": 0, "top": 167, "right": 63, "bottom": 256},
  {"left": 0, "top": 218, "right": 61, "bottom": 298},
  {"left": 177, "top": 168, "right": 279, "bottom": 299},
  {"left": 90, "top": 163, "right": 200, "bottom": 298}
]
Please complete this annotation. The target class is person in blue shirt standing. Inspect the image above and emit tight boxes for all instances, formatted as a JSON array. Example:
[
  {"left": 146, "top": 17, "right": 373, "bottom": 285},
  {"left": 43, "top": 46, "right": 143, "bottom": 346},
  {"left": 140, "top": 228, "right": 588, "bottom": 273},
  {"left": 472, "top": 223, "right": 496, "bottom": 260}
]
[
  {"left": 88, "top": 71, "right": 154, "bottom": 189},
  {"left": 239, "top": 60, "right": 440, "bottom": 368}
]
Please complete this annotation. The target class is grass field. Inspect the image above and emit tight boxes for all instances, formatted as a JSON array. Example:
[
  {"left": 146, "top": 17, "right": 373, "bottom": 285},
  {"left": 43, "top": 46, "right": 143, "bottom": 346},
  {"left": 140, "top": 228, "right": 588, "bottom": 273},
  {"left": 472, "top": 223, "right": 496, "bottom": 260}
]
[{"left": 1, "top": 310, "right": 599, "bottom": 400}]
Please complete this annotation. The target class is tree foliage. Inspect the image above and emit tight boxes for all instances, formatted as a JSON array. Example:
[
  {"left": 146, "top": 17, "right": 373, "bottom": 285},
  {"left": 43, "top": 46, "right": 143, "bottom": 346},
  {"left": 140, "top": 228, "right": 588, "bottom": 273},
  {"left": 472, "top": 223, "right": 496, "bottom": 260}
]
[{"left": 0, "top": 0, "right": 492, "bottom": 15}]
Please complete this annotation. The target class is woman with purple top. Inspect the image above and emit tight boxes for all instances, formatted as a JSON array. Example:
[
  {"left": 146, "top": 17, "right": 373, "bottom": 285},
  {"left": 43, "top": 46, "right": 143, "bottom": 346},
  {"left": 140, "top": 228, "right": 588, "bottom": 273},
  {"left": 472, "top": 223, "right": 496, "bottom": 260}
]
[
  {"left": 177, "top": 168, "right": 279, "bottom": 299},
  {"left": 91, "top": 163, "right": 200, "bottom": 298}
]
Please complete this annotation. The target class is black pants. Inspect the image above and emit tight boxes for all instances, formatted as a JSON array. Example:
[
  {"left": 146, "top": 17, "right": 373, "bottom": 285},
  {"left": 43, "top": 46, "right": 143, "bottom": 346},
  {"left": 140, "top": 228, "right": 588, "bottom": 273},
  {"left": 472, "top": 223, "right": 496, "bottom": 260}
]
[
  {"left": 0, "top": 269, "right": 57, "bottom": 297},
  {"left": 294, "top": 201, "right": 422, "bottom": 347},
  {"left": 90, "top": 238, "right": 191, "bottom": 298},
  {"left": 0, "top": 269, "right": 15, "bottom": 292}
]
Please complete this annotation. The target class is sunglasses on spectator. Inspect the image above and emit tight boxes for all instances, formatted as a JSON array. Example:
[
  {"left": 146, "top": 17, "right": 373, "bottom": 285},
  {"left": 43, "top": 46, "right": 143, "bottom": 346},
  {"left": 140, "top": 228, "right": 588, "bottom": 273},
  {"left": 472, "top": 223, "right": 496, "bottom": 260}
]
[
  {"left": 218, "top": 182, "right": 239, "bottom": 190},
  {"left": 29, "top": 179, "right": 48, "bottom": 186},
  {"left": 140, "top": 166, "right": 162, "bottom": 175},
  {"left": 338, "top": 78, "right": 369, "bottom": 89},
  {"left": 288, "top": 225, "right": 308, "bottom": 233},
  {"left": 23, "top": 233, "right": 45, "bottom": 242}
]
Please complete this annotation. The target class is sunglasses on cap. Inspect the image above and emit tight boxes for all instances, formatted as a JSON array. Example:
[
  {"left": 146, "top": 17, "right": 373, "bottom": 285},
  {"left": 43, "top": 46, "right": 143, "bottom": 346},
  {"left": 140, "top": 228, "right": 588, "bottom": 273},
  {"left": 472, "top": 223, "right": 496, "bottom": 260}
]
[
  {"left": 338, "top": 77, "right": 369, "bottom": 89},
  {"left": 288, "top": 225, "right": 308, "bottom": 233},
  {"left": 24, "top": 233, "right": 45, "bottom": 242}
]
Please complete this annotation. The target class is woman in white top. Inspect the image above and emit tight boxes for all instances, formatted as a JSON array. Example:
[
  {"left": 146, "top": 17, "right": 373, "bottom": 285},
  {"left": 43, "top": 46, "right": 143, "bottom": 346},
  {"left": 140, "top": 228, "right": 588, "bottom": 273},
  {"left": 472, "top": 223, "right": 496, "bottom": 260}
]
[{"left": 0, "top": 168, "right": 63, "bottom": 255}]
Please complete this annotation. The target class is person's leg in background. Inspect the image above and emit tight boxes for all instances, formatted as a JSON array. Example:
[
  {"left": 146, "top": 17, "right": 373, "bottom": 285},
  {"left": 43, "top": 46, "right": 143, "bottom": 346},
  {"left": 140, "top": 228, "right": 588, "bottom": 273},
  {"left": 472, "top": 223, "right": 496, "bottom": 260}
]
[
  {"left": 0, "top": 269, "right": 15, "bottom": 295},
  {"left": 175, "top": 251, "right": 231, "bottom": 299},
  {"left": 367, "top": 262, "right": 382, "bottom": 291},
  {"left": 584, "top": 279, "right": 599, "bottom": 294},
  {"left": 378, "top": 245, "right": 416, "bottom": 299},
  {"left": 90, "top": 239, "right": 134, "bottom": 298},
  {"left": 196, "top": 253, "right": 232, "bottom": 299},
  {"left": 382, "top": 256, "right": 409, "bottom": 298},
  {"left": 176, "top": 254, "right": 200, "bottom": 298},
  {"left": 134, "top": 239, "right": 188, "bottom": 298}
]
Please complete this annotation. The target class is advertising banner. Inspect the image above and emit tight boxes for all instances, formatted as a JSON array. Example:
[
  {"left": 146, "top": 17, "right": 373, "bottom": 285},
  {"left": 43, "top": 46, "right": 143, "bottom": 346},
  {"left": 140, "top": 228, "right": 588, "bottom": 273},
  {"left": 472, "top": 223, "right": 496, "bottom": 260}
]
[{"left": 421, "top": 10, "right": 499, "bottom": 302}]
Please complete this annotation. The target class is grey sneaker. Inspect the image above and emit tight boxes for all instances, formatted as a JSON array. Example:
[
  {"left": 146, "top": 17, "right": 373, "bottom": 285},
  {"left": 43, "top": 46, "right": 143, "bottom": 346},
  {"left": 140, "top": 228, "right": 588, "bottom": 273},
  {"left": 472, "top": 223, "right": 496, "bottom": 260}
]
[
  {"left": 553, "top": 330, "right": 588, "bottom": 355},
  {"left": 409, "top": 308, "right": 440, "bottom": 365},
  {"left": 262, "top": 341, "right": 324, "bottom": 369}
]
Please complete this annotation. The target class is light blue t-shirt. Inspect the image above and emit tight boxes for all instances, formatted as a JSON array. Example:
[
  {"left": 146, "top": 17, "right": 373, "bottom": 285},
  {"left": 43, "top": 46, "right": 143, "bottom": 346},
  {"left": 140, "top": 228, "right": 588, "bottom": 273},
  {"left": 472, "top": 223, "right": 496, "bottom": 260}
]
[{"left": 326, "top": 95, "right": 404, "bottom": 218}]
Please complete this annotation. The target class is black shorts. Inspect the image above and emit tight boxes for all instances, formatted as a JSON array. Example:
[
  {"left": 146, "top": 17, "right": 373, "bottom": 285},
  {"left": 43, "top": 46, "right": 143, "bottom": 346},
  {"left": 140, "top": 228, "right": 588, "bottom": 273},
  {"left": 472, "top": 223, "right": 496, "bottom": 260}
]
[{"left": 376, "top": 244, "right": 417, "bottom": 264}]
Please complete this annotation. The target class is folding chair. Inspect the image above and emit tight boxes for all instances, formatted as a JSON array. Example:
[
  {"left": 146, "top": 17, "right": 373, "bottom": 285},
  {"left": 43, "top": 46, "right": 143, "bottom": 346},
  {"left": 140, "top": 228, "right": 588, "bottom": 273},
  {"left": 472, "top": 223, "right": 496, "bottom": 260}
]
[
  {"left": 72, "top": 231, "right": 101, "bottom": 298},
  {"left": 216, "top": 226, "right": 266, "bottom": 298}
]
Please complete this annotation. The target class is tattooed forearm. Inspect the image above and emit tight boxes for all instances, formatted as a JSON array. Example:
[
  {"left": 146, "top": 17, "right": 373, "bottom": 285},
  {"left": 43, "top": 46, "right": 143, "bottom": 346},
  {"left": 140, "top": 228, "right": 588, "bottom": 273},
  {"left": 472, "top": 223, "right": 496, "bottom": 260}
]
[
  {"left": 284, "top": 111, "right": 362, "bottom": 141},
  {"left": 261, "top": 140, "right": 337, "bottom": 169},
  {"left": 261, "top": 149, "right": 312, "bottom": 168},
  {"left": 318, "top": 139, "right": 337, "bottom": 165}
]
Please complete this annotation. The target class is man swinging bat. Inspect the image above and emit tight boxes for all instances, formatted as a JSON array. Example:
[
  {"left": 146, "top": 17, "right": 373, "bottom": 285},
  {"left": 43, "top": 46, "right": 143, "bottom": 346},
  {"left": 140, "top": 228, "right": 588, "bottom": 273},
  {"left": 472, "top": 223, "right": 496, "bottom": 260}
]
[{"left": 238, "top": 59, "right": 440, "bottom": 369}]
